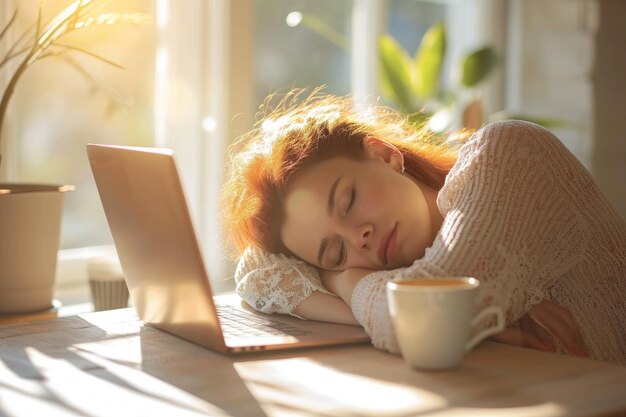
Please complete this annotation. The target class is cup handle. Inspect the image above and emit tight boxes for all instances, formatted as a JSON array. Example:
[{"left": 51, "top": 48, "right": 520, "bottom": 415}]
[{"left": 465, "top": 305, "right": 505, "bottom": 352}]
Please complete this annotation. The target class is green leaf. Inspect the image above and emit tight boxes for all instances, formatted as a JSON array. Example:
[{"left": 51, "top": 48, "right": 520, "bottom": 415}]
[
  {"left": 378, "top": 35, "right": 416, "bottom": 113},
  {"left": 414, "top": 22, "right": 446, "bottom": 99},
  {"left": 461, "top": 46, "right": 497, "bottom": 88}
]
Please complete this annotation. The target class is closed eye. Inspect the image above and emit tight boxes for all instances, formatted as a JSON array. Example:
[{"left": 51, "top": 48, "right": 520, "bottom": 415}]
[
  {"left": 346, "top": 188, "right": 356, "bottom": 213},
  {"left": 334, "top": 188, "right": 356, "bottom": 267},
  {"left": 335, "top": 241, "right": 347, "bottom": 268}
]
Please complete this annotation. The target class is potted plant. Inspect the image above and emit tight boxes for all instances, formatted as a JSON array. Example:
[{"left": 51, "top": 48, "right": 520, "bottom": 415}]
[{"left": 0, "top": 0, "right": 149, "bottom": 315}]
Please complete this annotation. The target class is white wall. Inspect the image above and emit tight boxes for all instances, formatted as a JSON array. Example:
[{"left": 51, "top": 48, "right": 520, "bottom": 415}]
[
  {"left": 508, "top": 0, "right": 624, "bottom": 217},
  {"left": 592, "top": 0, "right": 626, "bottom": 218},
  {"left": 508, "top": 0, "right": 597, "bottom": 169}
]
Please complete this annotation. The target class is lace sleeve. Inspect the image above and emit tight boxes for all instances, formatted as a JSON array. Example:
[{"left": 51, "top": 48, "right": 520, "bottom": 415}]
[{"left": 234, "top": 246, "right": 333, "bottom": 316}]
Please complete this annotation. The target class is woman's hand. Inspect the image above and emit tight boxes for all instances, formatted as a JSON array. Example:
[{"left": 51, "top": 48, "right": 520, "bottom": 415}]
[
  {"left": 490, "top": 300, "right": 589, "bottom": 357},
  {"left": 319, "top": 268, "right": 375, "bottom": 307}
]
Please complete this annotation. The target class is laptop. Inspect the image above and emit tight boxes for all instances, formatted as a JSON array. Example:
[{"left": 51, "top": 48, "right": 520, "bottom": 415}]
[{"left": 87, "top": 144, "right": 370, "bottom": 354}]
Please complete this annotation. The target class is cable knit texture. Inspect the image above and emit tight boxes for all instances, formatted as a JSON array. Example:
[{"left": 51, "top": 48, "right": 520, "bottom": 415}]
[{"left": 234, "top": 120, "right": 626, "bottom": 366}]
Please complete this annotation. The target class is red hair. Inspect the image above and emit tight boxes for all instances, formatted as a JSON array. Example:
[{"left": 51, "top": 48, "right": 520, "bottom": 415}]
[{"left": 221, "top": 90, "right": 461, "bottom": 258}]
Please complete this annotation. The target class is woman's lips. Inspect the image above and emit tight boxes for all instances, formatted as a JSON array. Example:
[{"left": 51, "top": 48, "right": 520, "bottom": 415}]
[{"left": 378, "top": 223, "right": 398, "bottom": 265}]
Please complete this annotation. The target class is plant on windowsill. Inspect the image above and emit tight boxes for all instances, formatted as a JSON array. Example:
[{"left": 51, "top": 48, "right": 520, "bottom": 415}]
[
  {"left": 287, "top": 14, "right": 570, "bottom": 134},
  {"left": 0, "top": 0, "right": 149, "bottom": 316},
  {"left": 376, "top": 23, "right": 570, "bottom": 132}
]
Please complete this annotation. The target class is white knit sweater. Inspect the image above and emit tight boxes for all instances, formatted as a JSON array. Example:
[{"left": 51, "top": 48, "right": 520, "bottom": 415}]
[{"left": 234, "top": 120, "right": 626, "bottom": 366}]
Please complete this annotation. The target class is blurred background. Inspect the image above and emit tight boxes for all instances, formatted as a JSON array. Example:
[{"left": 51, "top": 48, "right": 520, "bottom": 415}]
[{"left": 0, "top": 0, "right": 624, "bottom": 295}]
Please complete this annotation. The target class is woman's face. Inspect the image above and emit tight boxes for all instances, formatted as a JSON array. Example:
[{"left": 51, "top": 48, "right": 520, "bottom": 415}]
[{"left": 280, "top": 138, "right": 440, "bottom": 272}]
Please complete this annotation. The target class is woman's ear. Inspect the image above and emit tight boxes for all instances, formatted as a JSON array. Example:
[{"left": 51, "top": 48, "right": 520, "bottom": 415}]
[{"left": 362, "top": 137, "right": 404, "bottom": 173}]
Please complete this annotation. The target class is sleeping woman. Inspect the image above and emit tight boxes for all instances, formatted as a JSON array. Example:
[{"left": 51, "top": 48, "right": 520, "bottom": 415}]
[{"left": 220, "top": 90, "right": 626, "bottom": 366}]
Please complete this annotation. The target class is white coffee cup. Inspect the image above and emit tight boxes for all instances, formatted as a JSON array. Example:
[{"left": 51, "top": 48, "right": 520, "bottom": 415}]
[{"left": 387, "top": 277, "right": 505, "bottom": 370}]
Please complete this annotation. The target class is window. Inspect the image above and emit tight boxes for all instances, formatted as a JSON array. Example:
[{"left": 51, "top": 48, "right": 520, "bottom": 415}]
[
  {"left": 253, "top": 0, "right": 354, "bottom": 102},
  {"left": 2, "top": 0, "right": 504, "bottom": 297},
  {"left": 5, "top": 0, "right": 156, "bottom": 249}
]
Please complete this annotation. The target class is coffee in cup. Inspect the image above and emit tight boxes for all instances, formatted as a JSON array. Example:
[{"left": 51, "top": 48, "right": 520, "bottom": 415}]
[{"left": 386, "top": 277, "right": 505, "bottom": 370}]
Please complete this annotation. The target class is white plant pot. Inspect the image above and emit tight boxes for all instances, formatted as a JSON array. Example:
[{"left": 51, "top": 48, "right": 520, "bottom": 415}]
[{"left": 0, "top": 184, "right": 74, "bottom": 314}]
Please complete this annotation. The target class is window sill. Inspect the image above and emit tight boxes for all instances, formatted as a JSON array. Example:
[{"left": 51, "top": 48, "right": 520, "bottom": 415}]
[
  {"left": 54, "top": 245, "right": 113, "bottom": 317},
  {"left": 54, "top": 278, "right": 93, "bottom": 316},
  {"left": 56, "top": 244, "right": 118, "bottom": 289}
]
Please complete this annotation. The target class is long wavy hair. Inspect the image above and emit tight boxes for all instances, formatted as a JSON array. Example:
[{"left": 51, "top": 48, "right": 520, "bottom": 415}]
[{"left": 220, "top": 89, "right": 462, "bottom": 258}]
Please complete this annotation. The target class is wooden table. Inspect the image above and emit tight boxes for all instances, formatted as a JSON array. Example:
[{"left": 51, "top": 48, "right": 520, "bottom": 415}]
[{"left": 1, "top": 308, "right": 625, "bottom": 417}]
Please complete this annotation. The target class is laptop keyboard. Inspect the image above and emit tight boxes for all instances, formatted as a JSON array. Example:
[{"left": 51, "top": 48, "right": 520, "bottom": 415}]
[{"left": 215, "top": 304, "right": 312, "bottom": 338}]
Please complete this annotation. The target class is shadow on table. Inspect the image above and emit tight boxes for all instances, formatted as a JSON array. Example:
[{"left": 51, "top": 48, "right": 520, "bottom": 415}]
[
  {"left": 0, "top": 314, "right": 266, "bottom": 417},
  {"left": 138, "top": 326, "right": 268, "bottom": 417},
  {"left": 3, "top": 314, "right": 618, "bottom": 417},
  {"left": 228, "top": 342, "right": 616, "bottom": 417},
  {"left": 0, "top": 315, "right": 140, "bottom": 417}
]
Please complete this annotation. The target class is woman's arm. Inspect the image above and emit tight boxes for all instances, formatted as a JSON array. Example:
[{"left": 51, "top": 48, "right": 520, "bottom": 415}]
[
  {"left": 292, "top": 268, "right": 375, "bottom": 325},
  {"left": 314, "top": 267, "right": 590, "bottom": 356},
  {"left": 292, "top": 291, "right": 359, "bottom": 325},
  {"left": 319, "top": 268, "right": 375, "bottom": 307},
  {"left": 289, "top": 267, "right": 375, "bottom": 326}
]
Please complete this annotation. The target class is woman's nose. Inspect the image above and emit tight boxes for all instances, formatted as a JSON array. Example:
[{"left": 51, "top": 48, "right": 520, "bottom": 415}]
[{"left": 348, "top": 223, "right": 374, "bottom": 250}]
